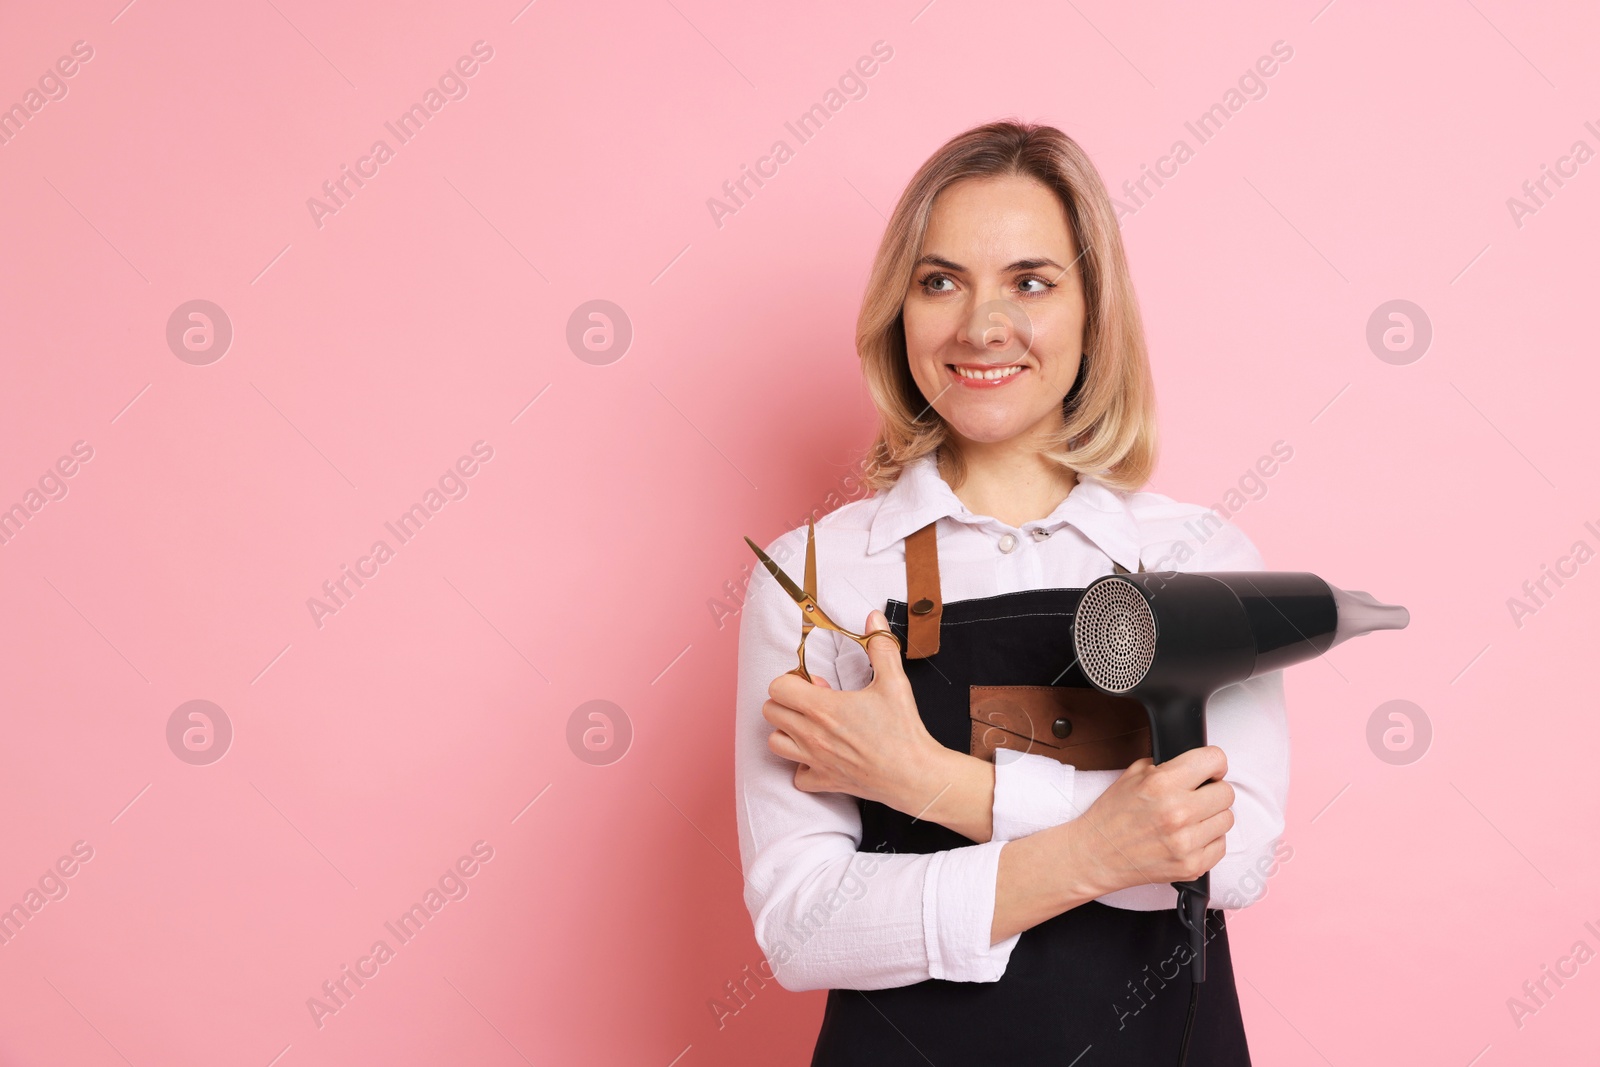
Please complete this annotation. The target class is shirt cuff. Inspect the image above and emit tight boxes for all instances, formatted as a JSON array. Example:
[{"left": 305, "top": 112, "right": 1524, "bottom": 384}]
[
  {"left": 922, "top": 839, "right": 1020, "bottom": 983},
  {"left": 991, "top": 749, "right": 1078, "bottom": 841}
]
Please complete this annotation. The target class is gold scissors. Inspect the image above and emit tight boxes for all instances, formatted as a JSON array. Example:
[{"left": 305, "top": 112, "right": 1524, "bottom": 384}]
[{"left": 744, "top": 518, "right": 901, "bottom": 682}]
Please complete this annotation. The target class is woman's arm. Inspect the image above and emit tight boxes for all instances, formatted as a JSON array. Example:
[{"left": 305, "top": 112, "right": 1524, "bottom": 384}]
[
  {"left": 735, "top": 528, "right": 1025, "bottom": 991},
  {"left": 735, "top": 529, "right": 1236, "bottom": 990},
  {"left": 991, "top": 745, "right": 1233, "bottom": 941}
]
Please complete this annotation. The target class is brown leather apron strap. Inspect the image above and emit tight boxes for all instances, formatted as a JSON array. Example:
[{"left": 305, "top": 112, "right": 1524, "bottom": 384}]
[{"left": 903, "top": 520, "right": 942, "bottom": 659}]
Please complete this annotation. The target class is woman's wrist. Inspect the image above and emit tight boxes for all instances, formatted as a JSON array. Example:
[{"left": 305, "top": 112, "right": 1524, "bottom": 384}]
[
  {"left": 882, "top": 745, "right": 1127, "bottom": 898},
  {"left": 991, "top": 820, "right": 1109, "bottom": 944},
  {"left": 888, "top": 744, "right": 995, "bottom": 843},
  {"left": 1048, "top": 814, "right": 1118, "bottom": 902}
]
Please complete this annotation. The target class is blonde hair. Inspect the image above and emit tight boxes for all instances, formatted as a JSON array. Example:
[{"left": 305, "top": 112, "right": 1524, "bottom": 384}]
[{"left": 856, "top": 120, "right": 1158, "bottom": 493}]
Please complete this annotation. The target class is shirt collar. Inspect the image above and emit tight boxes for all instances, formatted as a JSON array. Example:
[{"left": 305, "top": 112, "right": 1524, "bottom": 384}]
[{"left": 866, "top": 452, "right": 1143, "bottom": 571}]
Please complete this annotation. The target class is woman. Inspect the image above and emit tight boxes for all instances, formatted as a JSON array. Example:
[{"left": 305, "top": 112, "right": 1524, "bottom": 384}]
[{"left": 734, "top": 120, "right": 1289, "bottom": 1065}]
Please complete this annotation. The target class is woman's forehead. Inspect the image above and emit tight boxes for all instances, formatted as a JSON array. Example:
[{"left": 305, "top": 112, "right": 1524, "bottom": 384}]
[{"left": 922, "top": 178, "right": 1078, "bottom": 264}]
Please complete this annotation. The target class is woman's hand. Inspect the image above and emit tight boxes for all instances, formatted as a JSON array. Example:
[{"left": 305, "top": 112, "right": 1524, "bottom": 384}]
[
  {"left": 1063, "top": 747, "right": 1236, "bottom": 896},
  {"left": 763, "top": 609, "right": 951, "bottom": 816},
  {"left": 991, "top": 747, "right": 1235, "bottom": 944}
]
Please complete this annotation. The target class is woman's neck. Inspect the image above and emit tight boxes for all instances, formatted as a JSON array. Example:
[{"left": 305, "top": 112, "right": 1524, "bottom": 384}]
[{"left": 937, "top": 440, "right": 1079, "bottom": 528}]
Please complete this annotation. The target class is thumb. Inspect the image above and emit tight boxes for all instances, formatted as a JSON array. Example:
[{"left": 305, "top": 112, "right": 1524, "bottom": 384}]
[{"left": 862, "top": 609, "right": 904, "bottom": 681}]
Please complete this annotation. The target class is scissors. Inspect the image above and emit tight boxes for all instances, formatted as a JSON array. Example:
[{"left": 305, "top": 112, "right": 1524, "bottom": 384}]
[{"left": 744, "top": 518, "right": 902, "bottom": 682}]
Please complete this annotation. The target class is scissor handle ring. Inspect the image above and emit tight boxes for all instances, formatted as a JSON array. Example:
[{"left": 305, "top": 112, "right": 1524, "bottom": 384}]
[
  {"left": 794, "top": 627, "right": 900, "bottom": 683},
  {"left": 859, "top": 628, "right": 900, "bottom": 651}
]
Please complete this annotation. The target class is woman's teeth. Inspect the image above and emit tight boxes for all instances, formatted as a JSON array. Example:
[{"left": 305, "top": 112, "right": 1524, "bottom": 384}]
[{"left": 953, "top": 365, "right": 1024, "bottom": 380}]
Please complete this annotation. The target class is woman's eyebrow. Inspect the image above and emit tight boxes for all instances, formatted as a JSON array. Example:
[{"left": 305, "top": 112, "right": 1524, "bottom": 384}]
[{"left": 915, "top": 254, "right": 1064, "bottom": 273}]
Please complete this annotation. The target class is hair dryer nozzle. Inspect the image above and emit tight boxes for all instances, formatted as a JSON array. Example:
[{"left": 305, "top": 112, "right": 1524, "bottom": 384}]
[{"left": 1329, "top": 585, "right": 1410, "bottom": 650}]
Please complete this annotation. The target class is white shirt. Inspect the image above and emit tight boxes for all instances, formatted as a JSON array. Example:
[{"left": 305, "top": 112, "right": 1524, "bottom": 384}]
[{"left": 734, "top": 453, "right": 1290, "bottom": 992}]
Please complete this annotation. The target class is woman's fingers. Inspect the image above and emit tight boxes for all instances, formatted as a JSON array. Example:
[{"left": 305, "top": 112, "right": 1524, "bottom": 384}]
[
  {"left": 1082, "top": 748, "right": 1240, "bottom": 890},
  {"left": 762, "top": 697, "right": 814, "bottom": 762},
  {"left": 1189, "top": 776, "right": 1237, "bottom": 822},
  {"left": 767, "top": 728, "right": 805, "bottom": 763},
  {"left": 1163, "top": 807, "right": 1233, "bottom": 879},
  {"left": 760, "top": 698, "right": 809, "bottom": 736},
  {"left": 761, "top": 658, "right": 938, "bottom": 813},
  {"left": 1161, "top": 746, "right": 1229, "bottom": 791},
  {"left": 1178, "top": 834, "right": 1229, "bottom": 884},
  {"left": 1125, "top": 757, "right": 1154, "bottom": 773},
  {"left": 770, "top": 668, "right": 836, "bottom": 704},
  {"left": 1190, "top": 806, "right": 1235, "bottom": 850}
]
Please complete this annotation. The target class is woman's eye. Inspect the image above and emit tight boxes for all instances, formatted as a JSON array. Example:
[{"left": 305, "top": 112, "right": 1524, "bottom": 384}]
[{"left": 918, "top": 273, "right": 1055, "bottom": 295}]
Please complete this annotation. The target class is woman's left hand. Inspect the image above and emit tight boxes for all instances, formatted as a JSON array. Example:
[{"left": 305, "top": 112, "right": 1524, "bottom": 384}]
[{"left": 762, "top": 609, "right": 948, "bottom": 813}]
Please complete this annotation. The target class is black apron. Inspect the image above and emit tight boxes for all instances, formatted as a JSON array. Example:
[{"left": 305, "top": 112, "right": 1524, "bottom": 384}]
[{"left": 809, "top": 522, "right": 1251, "bottom": 1066}]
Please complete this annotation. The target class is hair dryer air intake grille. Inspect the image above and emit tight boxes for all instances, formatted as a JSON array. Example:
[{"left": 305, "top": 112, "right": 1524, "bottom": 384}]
[{"left": 1074, "top": 577, "right": 1156, "bottom": 693}]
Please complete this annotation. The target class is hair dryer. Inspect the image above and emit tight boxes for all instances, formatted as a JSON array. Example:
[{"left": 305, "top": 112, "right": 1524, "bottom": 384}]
[{"left": 1071, "top": 570, "right": 1410, "bottom": 983}]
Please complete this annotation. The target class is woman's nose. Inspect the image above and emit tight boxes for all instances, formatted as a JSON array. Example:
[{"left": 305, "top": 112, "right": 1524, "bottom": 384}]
[{"left": 963, "top": 297, "right": 1034, "bottom": 356}]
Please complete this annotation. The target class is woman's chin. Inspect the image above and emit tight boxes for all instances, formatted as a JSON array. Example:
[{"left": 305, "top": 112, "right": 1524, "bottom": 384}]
[
  {"left": 940, "top": 404, "right": 1056, "bottom": 447},
  {"left": 945, "top": 416, "right": 1036, "bottom": 447}
]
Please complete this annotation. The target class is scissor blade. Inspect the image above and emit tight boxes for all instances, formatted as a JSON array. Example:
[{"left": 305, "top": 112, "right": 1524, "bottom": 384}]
[
  {"left": 744, "top": 536, "right": 810, "bottom": 607},
  {"left": 802, "top": 519, "right": 817, "bottom": 635}
]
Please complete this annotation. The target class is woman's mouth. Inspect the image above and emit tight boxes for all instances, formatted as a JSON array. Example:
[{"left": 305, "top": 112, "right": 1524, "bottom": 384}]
[{"left": 947, "top": 363, "right": 1027, "bottom": 389}]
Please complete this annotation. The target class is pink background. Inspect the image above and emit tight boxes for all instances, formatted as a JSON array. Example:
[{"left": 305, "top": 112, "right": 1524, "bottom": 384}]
[{"left": 2, "top": 0, "right": 1596, "bottom": 1063}]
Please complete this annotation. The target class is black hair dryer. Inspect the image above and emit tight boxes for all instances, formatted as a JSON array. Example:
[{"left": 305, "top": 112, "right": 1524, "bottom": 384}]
[{"left": 1070, "top": 570, "right": 1410, "bottom": 982}]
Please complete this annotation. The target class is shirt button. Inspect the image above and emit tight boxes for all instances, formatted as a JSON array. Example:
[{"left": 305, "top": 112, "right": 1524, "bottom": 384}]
[
  {"left": 1030, "top": 527, "right": 1051, "bottom": 540},
  {"left": 998, "top": 533, "right": 1017, "bottom": 553}
]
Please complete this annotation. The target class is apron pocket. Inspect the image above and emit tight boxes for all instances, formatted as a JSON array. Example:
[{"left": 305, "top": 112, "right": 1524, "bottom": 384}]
[{"left": 970, "top": 685, "right": 1151, "bottom": 770}]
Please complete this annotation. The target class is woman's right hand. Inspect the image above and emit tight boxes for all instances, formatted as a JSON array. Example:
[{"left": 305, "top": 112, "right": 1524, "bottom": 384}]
[{"left": 1062, "top": 747, "right": 1236, "bottom": 895}]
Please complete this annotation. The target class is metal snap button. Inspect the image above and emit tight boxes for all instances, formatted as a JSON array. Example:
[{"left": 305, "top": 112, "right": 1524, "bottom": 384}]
[
  {"left": 911, "top": 598, "right": 935, "bottom": 615},
  {"left": 998, "top": 533, "right": 1017, "bottom": 553},
  {"left": 1031, "top": 527, "right": 1051, "bottom": 540},
  {"left": 1051, "top": 717, "right": 1072, "bottom": 739}
]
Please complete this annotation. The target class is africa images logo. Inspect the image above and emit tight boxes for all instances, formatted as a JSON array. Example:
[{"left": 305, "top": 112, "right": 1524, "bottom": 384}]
[{"left": 306, "top": 41, "right": 495, "bottom": 229}]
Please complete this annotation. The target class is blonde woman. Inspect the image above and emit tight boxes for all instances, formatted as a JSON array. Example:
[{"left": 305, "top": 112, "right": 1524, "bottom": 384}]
[{"left": 735, "top": 120, "right": 1287, "bottom": 1065}]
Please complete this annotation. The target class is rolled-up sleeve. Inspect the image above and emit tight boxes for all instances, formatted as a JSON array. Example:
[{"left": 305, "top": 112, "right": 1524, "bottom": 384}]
[
  {"left": 734, "top": 529, "right": 1022, "bottom": 991},
  {"left": 991, "top": 748, "right": 1077, "bottom": 841}
]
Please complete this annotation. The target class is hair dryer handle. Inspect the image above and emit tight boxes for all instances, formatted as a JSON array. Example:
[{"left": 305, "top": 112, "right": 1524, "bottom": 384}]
[
  {"left": 1148, "top": 693, "right": 1211, "bottom": 983},
  {"left": 1147, "top": 694, "right": 1208, "bottom": 766}
]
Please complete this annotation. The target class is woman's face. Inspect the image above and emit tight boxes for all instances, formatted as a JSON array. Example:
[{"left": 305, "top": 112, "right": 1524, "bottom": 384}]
[{"left": 902, "top": 173, "right": 1088, "bottom": 449}]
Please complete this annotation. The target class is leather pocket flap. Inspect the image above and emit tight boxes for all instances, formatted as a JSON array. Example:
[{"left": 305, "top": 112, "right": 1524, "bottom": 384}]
[{"left": 970, "top": 685, "right": 1151, "bottom": 771}]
